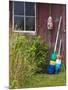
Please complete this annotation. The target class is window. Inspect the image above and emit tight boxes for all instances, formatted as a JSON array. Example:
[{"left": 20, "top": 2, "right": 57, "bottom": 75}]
[{"left": 13, "top": 1, "right": 36, "bottom": 33}]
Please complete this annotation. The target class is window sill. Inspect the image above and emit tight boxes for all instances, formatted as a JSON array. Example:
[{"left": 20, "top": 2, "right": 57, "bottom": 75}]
[{"left": 13, "top": 30, "right": 37, "bottom": 35}]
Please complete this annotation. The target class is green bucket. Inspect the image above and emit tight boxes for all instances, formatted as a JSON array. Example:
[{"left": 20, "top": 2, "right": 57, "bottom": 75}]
[{"left": 50, "top": 52, "right": 57, "bottom": 61}]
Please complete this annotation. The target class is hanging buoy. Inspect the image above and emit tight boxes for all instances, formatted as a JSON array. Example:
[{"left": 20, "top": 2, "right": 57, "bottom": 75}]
[{"left": 47, "top": 16, "right": 53, "bottom": 30}]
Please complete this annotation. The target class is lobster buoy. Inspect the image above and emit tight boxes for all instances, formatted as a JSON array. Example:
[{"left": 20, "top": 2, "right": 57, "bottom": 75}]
[
  {"left": 55, "top": 58, "right": 61, "bottom": 74},
  {"left": 48, "top": 65, "right": 55, "bottom": 74},
  {"left": 50, "top": 52, "right": 57, "bottom": 61},
  {"left": 47, "top": 16, "right": 53, "bottom": 30}
]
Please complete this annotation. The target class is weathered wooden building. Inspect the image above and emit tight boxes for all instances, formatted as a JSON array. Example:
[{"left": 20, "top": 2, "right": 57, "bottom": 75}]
[{"left": 9, "top": 0, "right": 66, "bottom": 64}]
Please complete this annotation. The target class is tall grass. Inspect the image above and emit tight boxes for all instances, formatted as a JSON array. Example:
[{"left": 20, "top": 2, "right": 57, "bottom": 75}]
[{"left": 9, "top": 32, "right": 49, "bottom": 88}]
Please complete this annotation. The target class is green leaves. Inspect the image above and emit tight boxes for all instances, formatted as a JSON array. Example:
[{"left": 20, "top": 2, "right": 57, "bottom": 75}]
[{"left": 9, "top": 33, "right": 49, "bottom": 88}]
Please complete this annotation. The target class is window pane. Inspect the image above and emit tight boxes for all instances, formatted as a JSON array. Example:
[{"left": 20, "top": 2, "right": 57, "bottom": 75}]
[
  {"left": 14, "top": 1, "right": 24, "bottom": 15},
  {"left": 26, "top": 17, "right": 35, "bottom": 31},
  {"left": 25, "top": 2, "right": 35, "bottom": 16},
  {"left": 14, "top": 16, "right": 24, "bottom": 30}
]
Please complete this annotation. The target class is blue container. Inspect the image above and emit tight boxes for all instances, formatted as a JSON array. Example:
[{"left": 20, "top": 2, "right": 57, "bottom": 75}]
[
  {"left": 55, "top": 64, "right": 61, "bottom": 74},
  {"left": 48, "top": 65, "right": 55, "bottom": 74}
]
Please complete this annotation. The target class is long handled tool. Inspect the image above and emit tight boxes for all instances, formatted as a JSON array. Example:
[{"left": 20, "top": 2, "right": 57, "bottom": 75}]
[
  {"left": 54, "top": 16, "right": 62, "bottom": 53},
  {"left": 58, "top": 39, "right": 62, "bottom": 55},
  {"left": 55, "top": 39, "right": 62, "bottom": 74},
  {"left": 50, "top": 16, "right": 62, "bottom": 61}
]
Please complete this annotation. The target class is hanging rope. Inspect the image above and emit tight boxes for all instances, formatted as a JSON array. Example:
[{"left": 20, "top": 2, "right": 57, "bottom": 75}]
[{"left": 49, "top": 4, "right": 51, "bottom": 16}]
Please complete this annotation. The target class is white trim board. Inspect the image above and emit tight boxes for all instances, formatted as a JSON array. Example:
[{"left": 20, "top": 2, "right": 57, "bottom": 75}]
[{"left": 9, "top": 0, "right": 67, "bottom": 4}]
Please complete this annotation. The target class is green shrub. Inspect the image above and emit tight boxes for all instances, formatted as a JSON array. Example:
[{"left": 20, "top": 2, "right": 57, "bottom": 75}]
[
  {"left": 32, "top": 36, "right": 50, "bottom": 73},
  {"left": 9, "top": 33, "right": 49, "bottom": 88}
]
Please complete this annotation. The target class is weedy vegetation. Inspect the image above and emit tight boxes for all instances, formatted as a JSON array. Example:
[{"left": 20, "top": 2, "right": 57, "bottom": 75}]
[{"left": 9, "top": 32, "right": 50, "bottom": 88}]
